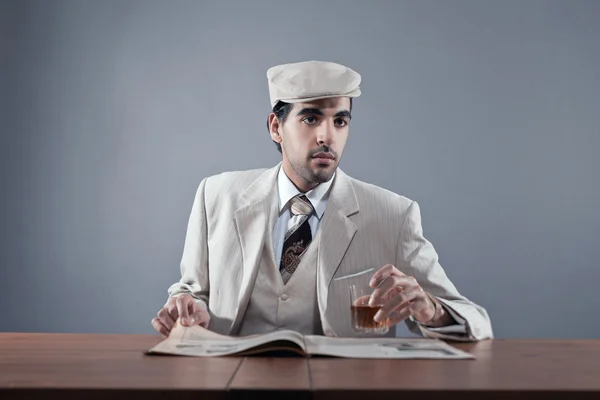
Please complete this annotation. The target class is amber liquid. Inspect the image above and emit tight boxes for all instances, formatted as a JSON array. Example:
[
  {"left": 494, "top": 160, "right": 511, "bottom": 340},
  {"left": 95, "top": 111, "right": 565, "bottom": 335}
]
[{"left": 351, "top": 304, "right": 387, "bottom": 331}]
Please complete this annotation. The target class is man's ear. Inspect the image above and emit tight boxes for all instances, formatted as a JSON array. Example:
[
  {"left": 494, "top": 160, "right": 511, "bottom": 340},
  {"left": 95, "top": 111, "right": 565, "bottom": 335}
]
[{"left": 268, "top": 113, "right": 282, "bottom": 144}]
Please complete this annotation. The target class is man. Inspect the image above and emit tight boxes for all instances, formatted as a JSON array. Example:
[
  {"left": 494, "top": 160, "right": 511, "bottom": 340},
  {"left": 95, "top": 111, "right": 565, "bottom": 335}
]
[{"left": 152, "top": 60, "right": 493, "bottom": 341}]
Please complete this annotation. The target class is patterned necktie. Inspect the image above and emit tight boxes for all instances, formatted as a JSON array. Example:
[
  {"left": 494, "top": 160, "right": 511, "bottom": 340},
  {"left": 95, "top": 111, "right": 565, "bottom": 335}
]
[{"left": 280, "top": 195, "right": 314, "bottom": 284}]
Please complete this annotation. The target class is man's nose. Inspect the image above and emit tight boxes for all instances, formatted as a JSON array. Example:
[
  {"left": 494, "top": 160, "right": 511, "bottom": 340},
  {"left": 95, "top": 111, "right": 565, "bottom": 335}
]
[{"left": 316, "top": 121, "right": 335, "bottom": 146}]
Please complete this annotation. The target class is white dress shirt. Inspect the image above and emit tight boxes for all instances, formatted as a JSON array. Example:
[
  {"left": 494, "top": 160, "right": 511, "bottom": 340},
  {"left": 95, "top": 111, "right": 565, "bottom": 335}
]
[{"left": 273, "top": 167, "right": 334, "bottom": 267}]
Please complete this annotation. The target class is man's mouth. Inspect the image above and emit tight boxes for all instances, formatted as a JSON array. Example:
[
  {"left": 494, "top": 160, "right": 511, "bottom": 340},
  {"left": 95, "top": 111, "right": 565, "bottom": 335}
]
[{"left": 312, "top": 152, "right": 335, "bottom": 160}]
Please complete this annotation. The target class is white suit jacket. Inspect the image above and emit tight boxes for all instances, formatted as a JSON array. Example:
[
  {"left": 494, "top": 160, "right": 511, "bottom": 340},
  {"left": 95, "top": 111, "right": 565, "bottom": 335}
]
[{"left": 168, "top": 164, "right": 493, "bottom": 341}]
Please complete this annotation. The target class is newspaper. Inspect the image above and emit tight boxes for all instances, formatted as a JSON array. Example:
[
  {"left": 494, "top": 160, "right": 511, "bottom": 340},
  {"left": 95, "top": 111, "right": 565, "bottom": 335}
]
[{"left": 147, "top": 321, "right": 474, "bottom": 359}]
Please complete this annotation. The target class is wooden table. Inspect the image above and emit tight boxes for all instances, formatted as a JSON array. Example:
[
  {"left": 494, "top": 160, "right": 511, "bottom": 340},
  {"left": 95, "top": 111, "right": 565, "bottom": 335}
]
[{"left": 1, "top": 333, "right": 599, "bottom": 399}]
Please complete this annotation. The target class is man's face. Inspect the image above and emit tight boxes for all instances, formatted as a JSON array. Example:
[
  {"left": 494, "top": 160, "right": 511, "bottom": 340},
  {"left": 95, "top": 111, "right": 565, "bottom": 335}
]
[{"left": 271, "top": 97, "right": 352, "bottom": 191}]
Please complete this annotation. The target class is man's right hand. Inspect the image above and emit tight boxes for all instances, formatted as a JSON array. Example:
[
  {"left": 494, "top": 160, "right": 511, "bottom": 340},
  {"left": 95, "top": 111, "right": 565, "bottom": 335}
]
[{"left": 151, "top": 294, "right": 211, "bottom": 337}]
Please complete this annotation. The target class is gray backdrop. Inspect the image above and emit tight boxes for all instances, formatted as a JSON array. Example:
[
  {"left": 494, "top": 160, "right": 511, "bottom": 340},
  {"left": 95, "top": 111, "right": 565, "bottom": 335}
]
[{"left": 1, "top": 0, "right": 599, "bottom": 338}]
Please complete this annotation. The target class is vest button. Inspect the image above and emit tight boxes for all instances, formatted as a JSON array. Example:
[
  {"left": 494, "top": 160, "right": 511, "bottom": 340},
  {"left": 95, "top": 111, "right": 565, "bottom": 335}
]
[{"left": 280, "top": 293, "right": 289, "bottom": 301}]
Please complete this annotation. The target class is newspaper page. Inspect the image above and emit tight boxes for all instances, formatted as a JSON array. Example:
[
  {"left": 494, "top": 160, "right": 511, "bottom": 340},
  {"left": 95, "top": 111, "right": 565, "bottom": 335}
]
[
  {"left": 147, "top": 322, "right": 307, "bottom": 357},
  {"left": 147, "top": 321, "right": 474, "bottom": 359},
  {"left": 304, "top": 335, "right": 474, "bottom": 359}
]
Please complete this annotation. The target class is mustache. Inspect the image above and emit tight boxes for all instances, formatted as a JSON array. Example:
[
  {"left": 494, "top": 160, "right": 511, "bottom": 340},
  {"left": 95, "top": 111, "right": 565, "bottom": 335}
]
[{"left": 309, "top": 146, "right": 337, "bottom": 159}]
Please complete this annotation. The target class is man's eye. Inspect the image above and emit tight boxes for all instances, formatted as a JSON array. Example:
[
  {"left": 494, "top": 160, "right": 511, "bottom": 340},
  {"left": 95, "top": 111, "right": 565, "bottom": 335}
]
[
  {"left": 303, "top": 116, "right": 318, "bottom": 124},
  {"left": 334, "top": 118, "right": 348, "bottom": 127}
]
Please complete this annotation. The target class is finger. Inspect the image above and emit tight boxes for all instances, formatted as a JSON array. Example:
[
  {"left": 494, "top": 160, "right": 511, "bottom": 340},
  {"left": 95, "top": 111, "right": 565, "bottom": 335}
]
[
  {"left": 370, "top": 275, "right": 418, "bottom": 306},
  {"left": 410, "top": 292, "right": 436, "bottom": 322},
  {"left": 374, "top": 286, "right": 421, "bottom": 322},
  {"left": 409, "top": 292, "right": 431, "bottom": 313},
  {"left": 167, "top": 301, "right": 179, "bottom": 322},
  {"left": 189, "top": 299, "right": 205, "bottom": 316},
  {"left": 157, "top": 308, "right": 176, "bottom": 330},
  {"left": 190, "top": 299, "right": 202, "bottom": 314},
  {"left": 151, "top": 318, "right": 170, "bottom": 337},
  {"left": 176, "top": 296, "right": 190, "bottom": 324},
  {"left": 353, "top": 294, "right": 371, "bottom": 307},
  {"left": 188, "top": 310, "right": 211, "bottom": 328},
  {"left": 369, "top": 264, "right": 400, "bottom": 288},
  {"left": 370, "top": 275, "right": 403, "bottom": 304},
  {"left": 385, "top": 307, "right": 412, "bottom": 326}
]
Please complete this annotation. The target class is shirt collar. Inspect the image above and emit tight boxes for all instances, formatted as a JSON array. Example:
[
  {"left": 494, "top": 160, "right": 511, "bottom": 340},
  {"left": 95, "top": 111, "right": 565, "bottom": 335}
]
[{"left": 277, "top": 165, "right": 334, "bottom": 220}]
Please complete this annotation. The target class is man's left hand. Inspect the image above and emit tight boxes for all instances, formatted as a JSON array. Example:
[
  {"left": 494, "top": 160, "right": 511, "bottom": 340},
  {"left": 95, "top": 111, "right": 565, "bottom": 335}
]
[{"left": 368, "top": 264, "right": 436, "bottom": 326}]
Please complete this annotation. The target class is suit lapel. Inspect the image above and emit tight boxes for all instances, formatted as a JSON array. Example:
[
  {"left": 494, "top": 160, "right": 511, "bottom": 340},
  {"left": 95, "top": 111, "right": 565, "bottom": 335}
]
[
  {"left": 230, "top": 164, "right": 280, "bottom": 333},
  {"left": 316, "top": 169, "right": 359, "bottom": 329}
]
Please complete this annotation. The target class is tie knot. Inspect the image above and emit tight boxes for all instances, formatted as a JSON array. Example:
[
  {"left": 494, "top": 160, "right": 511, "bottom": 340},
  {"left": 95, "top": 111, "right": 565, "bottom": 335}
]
[{"left": 290, "top": 195, "right": 313, "bottom": 216}]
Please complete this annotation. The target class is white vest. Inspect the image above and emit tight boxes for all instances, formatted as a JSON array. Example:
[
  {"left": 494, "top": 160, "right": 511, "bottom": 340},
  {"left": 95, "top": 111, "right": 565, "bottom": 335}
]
[{"left": 236, "top": 205, "right": 323, "bottom": 336}]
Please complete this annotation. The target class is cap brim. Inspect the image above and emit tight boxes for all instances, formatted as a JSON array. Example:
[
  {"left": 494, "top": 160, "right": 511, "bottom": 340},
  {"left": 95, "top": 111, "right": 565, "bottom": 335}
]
[{"left": 271, "top": 88, "right": 361, "bottom": 108}]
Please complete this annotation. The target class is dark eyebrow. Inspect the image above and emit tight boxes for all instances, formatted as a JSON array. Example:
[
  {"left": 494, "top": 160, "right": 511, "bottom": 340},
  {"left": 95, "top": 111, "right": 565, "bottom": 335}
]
[
  {"left": 335, "top": 110, "right": 352, "bottom": 119},
  {"left": 296, "top": 108, "right": 352, "bottom": 119},
  {"left": 296, "top": 108, "right": 324, "bottom": 117}
]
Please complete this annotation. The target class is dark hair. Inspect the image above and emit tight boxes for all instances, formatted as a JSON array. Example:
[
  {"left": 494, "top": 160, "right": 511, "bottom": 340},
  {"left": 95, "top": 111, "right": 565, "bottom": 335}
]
[
  {"left": 267, "top": 101, "right": 292, "bottom": 153},
  {"left": 267, "top": 98, "right": 353, "bottom": 153}
]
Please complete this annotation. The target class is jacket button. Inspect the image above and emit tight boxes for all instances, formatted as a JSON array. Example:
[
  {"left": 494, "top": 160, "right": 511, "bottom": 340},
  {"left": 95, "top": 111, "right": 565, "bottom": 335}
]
[{"left": 280, "top": 293, "right": 289, "bottom": 301}]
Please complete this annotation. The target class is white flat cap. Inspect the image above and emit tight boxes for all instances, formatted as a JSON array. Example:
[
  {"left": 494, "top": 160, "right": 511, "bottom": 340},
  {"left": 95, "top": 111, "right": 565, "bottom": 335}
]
[{"left": 267, "top": 60, "right": 361, "bottom": 108}]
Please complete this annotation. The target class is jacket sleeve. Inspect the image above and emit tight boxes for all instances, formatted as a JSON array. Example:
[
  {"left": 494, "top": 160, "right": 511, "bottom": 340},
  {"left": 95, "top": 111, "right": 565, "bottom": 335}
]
[
  {"left": 166, "top": 178, "right": 210, "bottom": 312},
  {"left": 396, "top": 201, "right": 493, "bottom": 341}
]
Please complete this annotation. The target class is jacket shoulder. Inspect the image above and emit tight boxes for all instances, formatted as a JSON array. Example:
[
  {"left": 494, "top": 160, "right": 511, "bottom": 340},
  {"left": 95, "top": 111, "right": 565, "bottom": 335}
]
[
  {"left": 346, "top": 174, "right": 414, "bottom": 211},
  {"left": 201, "top": 168, "right": 268, "bottom": 198}
]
